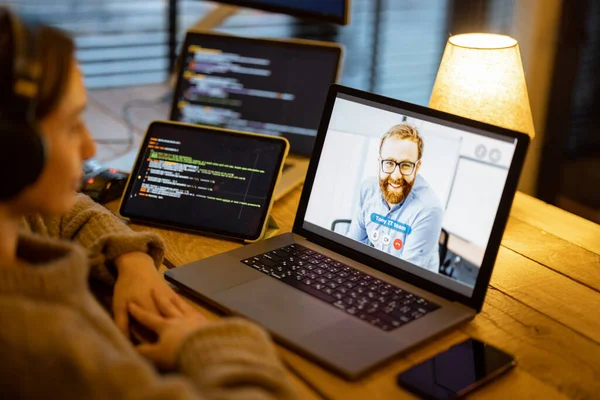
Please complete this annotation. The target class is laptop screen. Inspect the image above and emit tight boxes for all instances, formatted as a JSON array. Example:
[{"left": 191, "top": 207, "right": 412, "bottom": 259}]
[
  {"left": 171, "top": 33, "right": 341, "bottom": 156},
  {"left": 303, "top": 93, "right": 520, "bottom": 297}
]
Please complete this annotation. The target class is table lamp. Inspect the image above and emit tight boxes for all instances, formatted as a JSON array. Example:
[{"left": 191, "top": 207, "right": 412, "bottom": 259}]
[{"left": 429, "top": 33, "right": 535, "bottom": 138}]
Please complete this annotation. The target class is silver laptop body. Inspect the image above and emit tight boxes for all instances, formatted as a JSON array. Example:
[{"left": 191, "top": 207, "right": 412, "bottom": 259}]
[{"left": 166, "top": 85, "right": 530, "bottom": 380}]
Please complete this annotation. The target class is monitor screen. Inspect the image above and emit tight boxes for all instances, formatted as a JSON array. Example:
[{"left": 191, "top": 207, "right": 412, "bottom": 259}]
[
  {"left": 303, "top": 93, "right": 520, "bottom": 297},
  {"left": 212, "top": 0, "right": 348, "bottom": 25},
  {"left": 120, "top": 122, "right": 287, "bottom": 241},
  {"left": 171, "top": 33, "right": 341, "bottom": 156}
]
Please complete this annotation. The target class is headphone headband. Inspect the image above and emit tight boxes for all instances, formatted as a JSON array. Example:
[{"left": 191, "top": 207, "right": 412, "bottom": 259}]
[{"left": 0, "top": 8, "right": 47, "bottom": 200}]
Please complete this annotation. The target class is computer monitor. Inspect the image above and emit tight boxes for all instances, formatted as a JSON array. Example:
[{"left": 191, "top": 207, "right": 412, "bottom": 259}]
[
  {"left": 211, "top": 0, "right": 349, "bottom": 25},
  {"left": 170, "top": 32, "right": 343, "bottom": 156}
]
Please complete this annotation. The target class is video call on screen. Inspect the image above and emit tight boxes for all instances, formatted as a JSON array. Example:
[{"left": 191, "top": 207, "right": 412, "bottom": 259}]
[
  {"left": 304, "top": 94, "right": 518, "bottom": 293},
  {"left": 171, "top": 35, "right": 339, "bottom": 141},
  {"left": 122, "top": 123, "right": 284, "bottom": 237}
]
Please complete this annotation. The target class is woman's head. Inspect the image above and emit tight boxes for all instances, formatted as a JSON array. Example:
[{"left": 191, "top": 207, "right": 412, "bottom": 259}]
[{"left": 0, "top": 9, "right": 95, "bottom": 216}]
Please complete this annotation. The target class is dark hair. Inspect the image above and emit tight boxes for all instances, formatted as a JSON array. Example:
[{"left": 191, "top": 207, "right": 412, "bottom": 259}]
[{"left": 0, "top": 9, "right": 75, "bottom": 120}]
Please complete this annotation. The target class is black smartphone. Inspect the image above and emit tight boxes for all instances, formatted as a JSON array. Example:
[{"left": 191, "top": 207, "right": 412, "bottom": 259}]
[{"left": 396, "top": 338, "right": 516, "bottom": 399}]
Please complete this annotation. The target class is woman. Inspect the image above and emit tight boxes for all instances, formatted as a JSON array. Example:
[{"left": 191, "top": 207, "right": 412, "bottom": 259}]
[{"left": 0, "top": 9, "right": 296, "bottom": 399}]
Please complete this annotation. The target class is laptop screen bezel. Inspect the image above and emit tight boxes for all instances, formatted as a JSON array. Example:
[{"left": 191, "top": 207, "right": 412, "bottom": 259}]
[
  {"left": 170, "top": 31, "right": 343, "bottom": 157},
  {"left": 206, "top": 0, "right": 350, "bottom": 25},
  {"left": 293, "top": 84, "right": 530, "bottom": 312}
]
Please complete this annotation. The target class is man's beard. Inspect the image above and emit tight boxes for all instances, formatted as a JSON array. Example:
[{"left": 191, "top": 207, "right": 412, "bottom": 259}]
[{"left": 379, "top": 175, "right": 415, "bottom": 205}]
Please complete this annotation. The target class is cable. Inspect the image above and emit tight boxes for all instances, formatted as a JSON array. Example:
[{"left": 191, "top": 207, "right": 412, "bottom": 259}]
[{"left": 94, "top": 92, "right": 172, "bottom": 150}]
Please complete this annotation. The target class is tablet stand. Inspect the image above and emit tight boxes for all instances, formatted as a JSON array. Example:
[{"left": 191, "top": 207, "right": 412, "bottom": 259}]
[{"left": 245, "top": 214, "right": 280, "bottom": 243}]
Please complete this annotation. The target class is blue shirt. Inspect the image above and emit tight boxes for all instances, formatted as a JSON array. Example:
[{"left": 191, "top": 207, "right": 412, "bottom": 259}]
[{"left": 347, "top": 175, "right": 444, "bottom": 272}]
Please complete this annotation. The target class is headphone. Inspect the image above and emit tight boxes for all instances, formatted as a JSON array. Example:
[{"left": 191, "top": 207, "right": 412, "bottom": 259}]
[{"left": 0, "top": 8, "right": 47, "bottom": 200}]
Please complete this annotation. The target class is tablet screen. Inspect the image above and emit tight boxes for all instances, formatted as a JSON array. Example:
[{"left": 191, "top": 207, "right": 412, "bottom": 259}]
[{"left": 119, "top": 121, "right": 288, "bottom": 240}]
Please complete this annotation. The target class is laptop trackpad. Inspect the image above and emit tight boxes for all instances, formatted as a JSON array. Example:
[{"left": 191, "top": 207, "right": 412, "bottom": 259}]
[{"left": 213, "top": 277, "right": 346, "bottom": 340}]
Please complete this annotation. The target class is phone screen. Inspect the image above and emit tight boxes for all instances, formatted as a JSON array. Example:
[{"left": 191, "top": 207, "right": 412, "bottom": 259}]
[{"left": 397, "top": 339, "right": 515, "bottom": 399}]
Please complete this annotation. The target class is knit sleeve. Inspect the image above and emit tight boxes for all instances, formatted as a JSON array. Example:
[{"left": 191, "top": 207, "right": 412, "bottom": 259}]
[
  {"left": 176, "top": 318, "right": 297, "bottom": 400},
  {"left": 0, "top": 299, "right": 297, "bottom": 400},
  {"left": 40, "top": 194, "right": 165, "bottom": 285}
]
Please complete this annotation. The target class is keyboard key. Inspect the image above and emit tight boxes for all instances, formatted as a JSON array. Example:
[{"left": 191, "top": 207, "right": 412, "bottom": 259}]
[
  {"left": 269, "top": 250, "right": 288, "bottom": 258},
  {"left": 259, "top": 257, "right": 278, "bottom": 267},
  {"left": 263, "top": 253, "right": 282, "bottom": 262},
  {"left": 284, "top": 279, "right": 335, "bottom": 303}
]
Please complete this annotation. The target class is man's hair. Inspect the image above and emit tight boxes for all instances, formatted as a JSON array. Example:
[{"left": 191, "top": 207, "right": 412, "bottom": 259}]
[{"left": 379, "top": 123, "right": 424, "bottom": 160}]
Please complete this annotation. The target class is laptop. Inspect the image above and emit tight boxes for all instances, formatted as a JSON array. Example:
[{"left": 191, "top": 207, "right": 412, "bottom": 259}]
[
  {"left": 165, "top": 84, "right": 530, "bottom": 380},
  {"left": 169, "top": 31, "right": 343, "bottom": 200}
]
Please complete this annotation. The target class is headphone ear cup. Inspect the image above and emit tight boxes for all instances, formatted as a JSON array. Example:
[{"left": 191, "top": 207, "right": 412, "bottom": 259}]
[{"left": 0, "top": 119, "right": 47, "bottom": 200}]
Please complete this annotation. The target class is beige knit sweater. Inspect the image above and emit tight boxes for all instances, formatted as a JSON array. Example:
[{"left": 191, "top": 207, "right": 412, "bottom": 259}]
[
  {"left": 21, "top": 193, "right": 166, "bottom": 285},
  {"left": 0, "top": 194, "right": 296, "bottom": 399}
]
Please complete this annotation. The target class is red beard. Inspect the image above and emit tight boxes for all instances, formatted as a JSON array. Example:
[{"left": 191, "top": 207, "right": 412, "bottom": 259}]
[{"left": 379, "top": 175, "right": 415, "bottom": 205}]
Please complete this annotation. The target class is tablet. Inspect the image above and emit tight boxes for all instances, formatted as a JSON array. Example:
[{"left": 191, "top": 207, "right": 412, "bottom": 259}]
[{"left": 119, "top": 121, "right": 289, "bottom": 241}]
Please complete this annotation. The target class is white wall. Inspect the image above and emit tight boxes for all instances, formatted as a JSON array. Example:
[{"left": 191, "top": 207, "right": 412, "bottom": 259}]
[
  {"left": 304, "top": 130, "right": 366, "bottom": 231},
  {"left": 443, "top": 158, "right": 508, "bottom": 248}
]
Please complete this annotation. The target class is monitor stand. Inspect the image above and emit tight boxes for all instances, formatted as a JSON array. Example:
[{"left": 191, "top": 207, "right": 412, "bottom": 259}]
[
  {"left": 168, "top": 4, "right": 240, "bottom": 87},
  {"left": 190, "top": 4, "right": 239, "bottom": 31},
  {"left": 104, "top": 5, "right": 242, "bottom": 174}
]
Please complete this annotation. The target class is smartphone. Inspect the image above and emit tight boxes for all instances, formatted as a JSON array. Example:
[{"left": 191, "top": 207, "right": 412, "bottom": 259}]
[{"left": 396, "top": 338, "right": 516, "bottom": 399}]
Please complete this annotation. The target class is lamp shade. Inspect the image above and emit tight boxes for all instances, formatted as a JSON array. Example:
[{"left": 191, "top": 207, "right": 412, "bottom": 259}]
[{"left": 429, "top": 33, "right": 535, "bottom": 138}]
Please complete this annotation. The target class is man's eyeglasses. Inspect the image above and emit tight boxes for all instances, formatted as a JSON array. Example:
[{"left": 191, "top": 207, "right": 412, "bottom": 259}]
[{"left": 380, "top": 159, "right": 420, "bottom": 176}]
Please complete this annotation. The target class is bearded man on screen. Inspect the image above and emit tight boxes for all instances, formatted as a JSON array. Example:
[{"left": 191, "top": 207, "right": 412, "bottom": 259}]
[{"left": 347, "top": 123, "right": 443, "bottom": 272}]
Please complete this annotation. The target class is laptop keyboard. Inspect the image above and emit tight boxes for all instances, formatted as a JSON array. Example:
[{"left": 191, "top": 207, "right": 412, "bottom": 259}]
[{"left": 241, "top": 244, "right": 440, "bottom": 332}]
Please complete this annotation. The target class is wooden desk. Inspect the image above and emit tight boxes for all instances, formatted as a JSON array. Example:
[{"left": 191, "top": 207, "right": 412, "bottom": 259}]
[
  {"left": 108, "top": 189, "right": 600, "bottom": 399},
  {"left": 90, "top": 84, "right": 599, "bottom": 398}
]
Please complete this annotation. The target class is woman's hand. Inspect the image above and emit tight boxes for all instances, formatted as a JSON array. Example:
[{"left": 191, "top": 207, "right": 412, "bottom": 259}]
[
  {"left": 128, "top": 289, "right": 210, "bottom": 370},
  {"left": 112, "top": 252, "right": 180, "bottom": 336}
]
